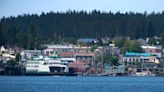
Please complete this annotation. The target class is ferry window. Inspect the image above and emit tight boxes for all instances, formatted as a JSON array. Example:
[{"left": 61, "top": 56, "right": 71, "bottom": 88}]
[
  {"left": 129, "top": 62, "right": 132, "bottom": 65},
  {"left": 77, "top": 57, "right": 80, "bottom": 60},
  {"left": 87, "top": 57, "right": 90, "bottom": 60},
  {"left": 125, "top": 61, "right": 127, "bottom": 65},
  {"left": 50, "top": 51, "right": 54, "bottom": 55},
  {"left": 46, "top": 52, "right": 49, "bottom": 55},
  {"left": 132, "top": 62, "right": 135, "bottom": 65},
  {"left": 82, "top": 57, "right": 85, "bottom": 60},
  {"left": 26, "top": 65, "right": 30, "bottom": 67},
  {"left": 34, "top": 65, "right": 38, "bottom": 67}
]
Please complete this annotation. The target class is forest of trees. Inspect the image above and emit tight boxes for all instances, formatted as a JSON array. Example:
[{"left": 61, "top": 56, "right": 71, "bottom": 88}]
[{"left": 0, "top": 10, "right": 164, "bottom": 49}]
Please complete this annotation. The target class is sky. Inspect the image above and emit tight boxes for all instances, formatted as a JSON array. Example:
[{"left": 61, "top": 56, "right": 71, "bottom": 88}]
[{"left": 0, "top": 0, "right": 164, "bottom": 18}]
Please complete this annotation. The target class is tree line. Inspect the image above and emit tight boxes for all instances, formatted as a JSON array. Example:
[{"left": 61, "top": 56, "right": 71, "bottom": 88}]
[{"left": 0, "top": 10, "right": 164, "bottom": 49}]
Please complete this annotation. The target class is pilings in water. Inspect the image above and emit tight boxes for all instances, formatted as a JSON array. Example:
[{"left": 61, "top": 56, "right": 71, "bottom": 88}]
[{"left": 4, "top": 66, "right": 26, "bottom": 75}]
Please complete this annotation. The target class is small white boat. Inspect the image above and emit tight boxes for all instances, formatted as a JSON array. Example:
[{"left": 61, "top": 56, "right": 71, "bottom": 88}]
[{"left": 131, "top": 71, "right": 156, "bottom": 77}]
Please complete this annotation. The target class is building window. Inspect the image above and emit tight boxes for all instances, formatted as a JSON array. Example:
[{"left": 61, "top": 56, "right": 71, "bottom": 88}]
[
  {"left": 140, "top": 59, "right": 143, "bottom": 61},
  {"left": 87, "top": 57, "right": 91, "bottom": 60},
  {"left": 82, "top": 57, "right": 85, "bottom": 60},
  {"left": 77, "top": 57, "right": 81, "bottom": 60}
]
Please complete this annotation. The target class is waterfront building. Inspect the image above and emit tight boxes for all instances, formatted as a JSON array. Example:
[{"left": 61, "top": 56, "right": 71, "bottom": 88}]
[
  {"left": 121, "top": 52, "right": 160, "bottom": 69},
  {"left": 74, "top": 52, "right": 96, "bottom": 63},
  {"left": 43, "top": 44, "right": 96, "bottom": 63},
  {"left": 68, "top": 62, "right": 87, "bottom": 75},
  {"left": 104, "top": 65, "right": 126, "bottom": 75},
  {"left": 0, "top": 46, "right": 16, "bottom": 61},
  {"left": 141, "top": 45, "right": 162, "bottom": 58},
  {"left": 59, "top": 52, "right": 75, "bottom": 58},
  {"left": 43, "top": 44, "right": 92, "bottom": 56}
]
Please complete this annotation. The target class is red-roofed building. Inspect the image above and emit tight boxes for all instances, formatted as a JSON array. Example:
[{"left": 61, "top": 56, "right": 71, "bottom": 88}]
[
  {"left": 68, "top": 62, "right": 87, "bottom": 75},
  {"left": 59, "top": 52, "right": 75, "bottom": 58},
  {"left": 59, "top": 52, "right": 96, "bottom": 63}
]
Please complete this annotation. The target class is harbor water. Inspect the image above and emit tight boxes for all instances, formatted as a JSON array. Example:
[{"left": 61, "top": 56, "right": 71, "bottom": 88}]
[{"left": 1, "top": 76, "right": 164, "bottom": 92}]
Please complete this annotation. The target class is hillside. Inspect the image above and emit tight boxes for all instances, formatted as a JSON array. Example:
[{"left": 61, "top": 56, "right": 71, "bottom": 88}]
[{"left": 0, "top": 10, "right": 164, "bottom": 49}]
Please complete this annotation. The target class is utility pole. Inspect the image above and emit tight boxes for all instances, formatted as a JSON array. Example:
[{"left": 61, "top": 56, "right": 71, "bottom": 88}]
[{"left": 101, "top": 48, "right": 104, "bottom": 63}]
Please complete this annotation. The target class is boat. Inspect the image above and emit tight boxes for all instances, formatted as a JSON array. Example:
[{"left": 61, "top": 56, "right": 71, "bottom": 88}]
[
  {"left": 25, "top": 56, "right": 69, "bottom": 75},
  {"left": 131, "top": 71, "right": 156, "bottom": 77}
]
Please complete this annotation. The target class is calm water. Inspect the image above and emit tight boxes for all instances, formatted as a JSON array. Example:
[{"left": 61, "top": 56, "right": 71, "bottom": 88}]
[{"left": 0, "top": 76, "right": 164, "bottom": 92}]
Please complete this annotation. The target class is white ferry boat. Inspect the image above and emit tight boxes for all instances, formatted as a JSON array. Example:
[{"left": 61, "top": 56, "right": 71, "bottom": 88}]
[{"left": 25, "top": 56, "right": 69, "bottom": 75}]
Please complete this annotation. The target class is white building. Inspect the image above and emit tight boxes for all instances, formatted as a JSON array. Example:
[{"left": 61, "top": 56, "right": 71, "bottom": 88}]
[
  {"left": 43, "top": 44, "right": 91, "bottom": 56},
  {"left": 121, "top": 52, "right": 160, "bottom": 68},
  {"left": 141, "top": 45, "right": 162, "bottom": 58}
]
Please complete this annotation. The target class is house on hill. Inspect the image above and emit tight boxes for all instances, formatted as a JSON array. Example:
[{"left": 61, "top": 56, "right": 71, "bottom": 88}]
[{"left": 77, "top": 38, "right": 99, "bottom": 44}]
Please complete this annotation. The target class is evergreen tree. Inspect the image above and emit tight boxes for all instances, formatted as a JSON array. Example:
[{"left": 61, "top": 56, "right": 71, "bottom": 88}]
[{"left": 0, "top": 10, "right": 164, "bottom": 48}]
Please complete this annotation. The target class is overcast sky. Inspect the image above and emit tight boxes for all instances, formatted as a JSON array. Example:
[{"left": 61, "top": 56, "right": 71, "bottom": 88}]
[{"left": 0, "top": 0, "right": 164, "bottom": 18}]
